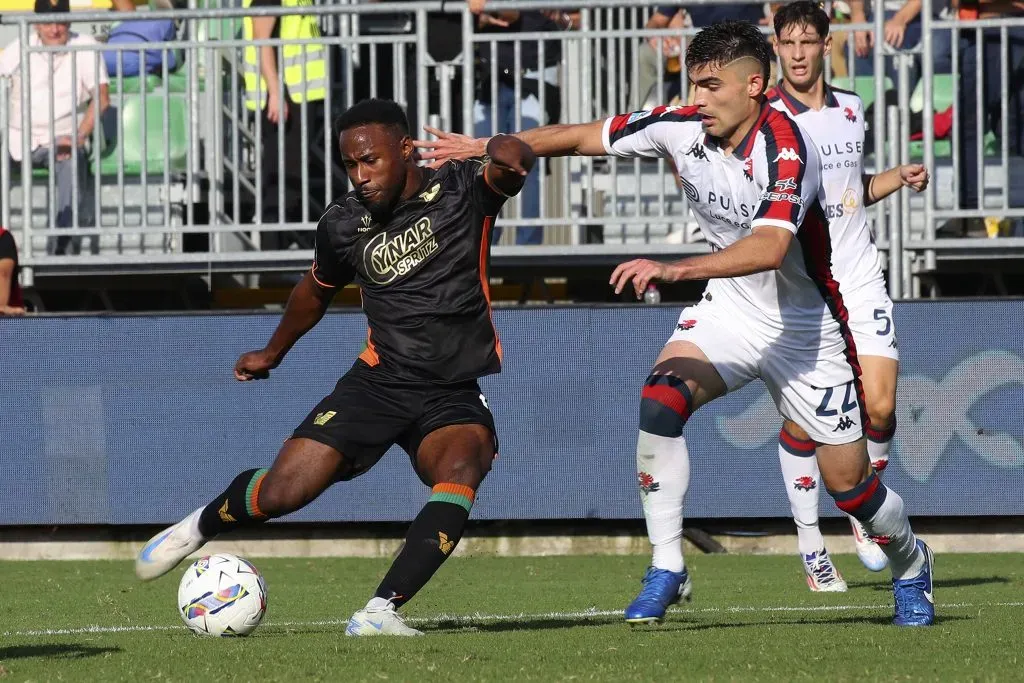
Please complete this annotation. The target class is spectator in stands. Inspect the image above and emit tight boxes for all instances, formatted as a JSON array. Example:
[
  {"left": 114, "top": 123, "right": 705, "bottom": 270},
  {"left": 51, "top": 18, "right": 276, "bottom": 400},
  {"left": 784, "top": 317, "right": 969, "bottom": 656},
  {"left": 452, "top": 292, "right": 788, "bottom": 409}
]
[
  {"left": 472, "top": 6, "right": 574, "bottom": 245},
  {"left": 243, "top": 0, "right": 330, "bottom": 253},
  {"left": 954, "top": 0, "right": 1024, "bottom": 236},
  {"left": 0, "top": 226, "right": 25, "bottom": 316},
  {"left": 634, "top": 4, "right": 767, "bottom": 108},
  {"left": 849, "top": 0, "right": 952, "bottom": 85},
  {"left": 0, "top": 0, "right": 109, "bottom": 256},
  {"left": 633, "top": 7, "right": 687, "bottom": 109}
]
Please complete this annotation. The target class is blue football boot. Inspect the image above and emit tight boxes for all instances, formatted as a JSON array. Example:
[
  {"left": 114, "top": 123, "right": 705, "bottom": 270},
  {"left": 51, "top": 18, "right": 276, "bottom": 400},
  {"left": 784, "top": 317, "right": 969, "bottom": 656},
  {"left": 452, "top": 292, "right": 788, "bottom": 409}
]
[
  {"left": 892, "top": 540, "right": 934, "bottom": 626},
  {"left": 624, "top": 567, "right": 692, "bottom": 624}
]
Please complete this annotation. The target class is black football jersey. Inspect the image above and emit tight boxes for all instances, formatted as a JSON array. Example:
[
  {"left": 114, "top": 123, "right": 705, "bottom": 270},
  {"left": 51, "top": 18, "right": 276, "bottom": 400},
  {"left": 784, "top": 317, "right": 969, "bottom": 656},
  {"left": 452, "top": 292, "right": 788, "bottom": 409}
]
[{"left": 311, "top": 159, "right": 509, "bottom": 384}]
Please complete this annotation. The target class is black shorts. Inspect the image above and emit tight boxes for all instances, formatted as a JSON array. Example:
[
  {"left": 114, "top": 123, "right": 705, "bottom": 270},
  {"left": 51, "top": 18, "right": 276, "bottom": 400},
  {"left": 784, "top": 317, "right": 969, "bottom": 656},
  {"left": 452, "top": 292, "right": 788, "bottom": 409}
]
[{"left": 291, "top": 360, "right": 498, "bottom": 481}]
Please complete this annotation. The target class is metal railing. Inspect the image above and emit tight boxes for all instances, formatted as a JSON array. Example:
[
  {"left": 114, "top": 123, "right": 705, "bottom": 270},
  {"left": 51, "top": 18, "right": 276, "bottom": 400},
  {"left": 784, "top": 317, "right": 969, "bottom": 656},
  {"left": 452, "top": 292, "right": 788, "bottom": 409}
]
[{"left": 1, "top": 0, "right": 1022, "bottom": 297}]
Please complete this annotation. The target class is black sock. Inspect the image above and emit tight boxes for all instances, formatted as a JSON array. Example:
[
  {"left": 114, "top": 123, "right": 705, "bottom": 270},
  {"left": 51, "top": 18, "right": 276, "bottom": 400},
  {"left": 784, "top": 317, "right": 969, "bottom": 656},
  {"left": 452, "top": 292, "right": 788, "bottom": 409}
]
[
  {"left": 198, "top": 468, "right": 270, "bottom": 538},
  {"left": 374, "top": 484, "right": 475, "bottom": 608}
]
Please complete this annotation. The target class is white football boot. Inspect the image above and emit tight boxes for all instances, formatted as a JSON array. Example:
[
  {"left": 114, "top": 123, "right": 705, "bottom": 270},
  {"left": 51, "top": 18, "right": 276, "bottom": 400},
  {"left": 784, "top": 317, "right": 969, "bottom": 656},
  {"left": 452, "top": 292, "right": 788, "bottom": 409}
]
[
  {"left": 346, "top": 598, "right": 424, "bottom": 637},
  {"left": 135, "top": 507, "right": 208, "bottom": 581},
  {"left": 849, "top": 516, "right": 889, "bottom": 572},
  {"left": 802, "top": 548, "right": 848, "bottom": 592}
]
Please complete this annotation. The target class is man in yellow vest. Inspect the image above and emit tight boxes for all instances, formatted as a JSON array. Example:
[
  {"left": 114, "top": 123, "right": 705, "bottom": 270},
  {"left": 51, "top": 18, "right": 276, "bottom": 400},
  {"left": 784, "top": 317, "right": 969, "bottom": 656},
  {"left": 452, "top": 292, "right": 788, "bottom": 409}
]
[{"left": 243, "top": 0, "right": 335, "bottom": 254}]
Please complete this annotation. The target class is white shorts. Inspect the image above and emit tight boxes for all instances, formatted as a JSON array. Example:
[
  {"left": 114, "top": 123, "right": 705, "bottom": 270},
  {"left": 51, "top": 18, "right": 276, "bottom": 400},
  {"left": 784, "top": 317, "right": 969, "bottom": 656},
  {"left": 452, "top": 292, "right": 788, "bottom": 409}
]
[
  {"left": 667, "top": 297, "right": 864, "bottom": 445},
  {"left": 844, "top": 282, "right": 900, "bottom": 361}
]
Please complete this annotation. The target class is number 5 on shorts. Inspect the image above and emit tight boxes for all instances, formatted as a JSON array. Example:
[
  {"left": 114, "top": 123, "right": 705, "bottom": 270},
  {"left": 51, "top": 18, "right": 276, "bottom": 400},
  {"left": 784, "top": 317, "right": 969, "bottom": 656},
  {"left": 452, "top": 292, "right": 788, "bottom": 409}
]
[
  {"left": 873, "top": 308, "right": 892, "bottom": 336},
  {"left": 816, "top": 381, "right": 858, "bottom": 417}
]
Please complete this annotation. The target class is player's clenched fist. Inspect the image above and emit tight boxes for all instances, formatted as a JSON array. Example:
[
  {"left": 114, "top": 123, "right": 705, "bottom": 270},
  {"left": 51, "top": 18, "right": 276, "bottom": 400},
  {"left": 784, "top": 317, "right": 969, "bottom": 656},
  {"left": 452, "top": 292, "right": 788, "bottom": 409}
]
[
  {"left": 899, "top": 164, "right": 929, "bottom": 193},
  {"left": 234, "top": 349, "right": 279, "bottom": 381},
  {"left": 610, "top": 259, "right": 676, "bottom": 298}
]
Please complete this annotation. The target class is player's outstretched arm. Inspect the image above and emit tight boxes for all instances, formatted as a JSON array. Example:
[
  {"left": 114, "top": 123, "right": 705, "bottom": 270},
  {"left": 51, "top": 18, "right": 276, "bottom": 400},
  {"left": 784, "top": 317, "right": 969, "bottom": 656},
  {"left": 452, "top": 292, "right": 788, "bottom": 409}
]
[
  {"left": 483, "top": 134, "right": 537, "bottom": 197},
  {"left": 609, "top": 226, "right": 793, "bottom": 298},
  {"left": 234, "top": 271, "right": 339, "bottom": 381},
  {"left": 414, "top": 120, "right": 607, "bottom": 167},
  {"left": 863, "top": 163, "right": 929, "bottom": 206}
]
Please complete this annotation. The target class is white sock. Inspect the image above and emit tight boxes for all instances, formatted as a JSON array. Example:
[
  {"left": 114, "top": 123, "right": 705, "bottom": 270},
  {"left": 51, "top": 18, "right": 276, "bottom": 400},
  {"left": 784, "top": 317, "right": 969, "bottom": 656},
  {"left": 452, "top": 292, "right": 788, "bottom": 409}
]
[
  {"left": 859, "top": 485, "right": 925, "bottom": 580},
  {"left": 637, "top": 429, "right": 689, "bottom": 574},
  {"left": 777, "top": 440, "right": 825, "bottom": 556},
  {"left": 867, "top": 439, "right": 891, "bottom": 471},
  {"left": 365, "top": 597, "right": 394, "bottom": 611},
  {"left": 866, "top": 420, "right": 895, "bottom": 471}
]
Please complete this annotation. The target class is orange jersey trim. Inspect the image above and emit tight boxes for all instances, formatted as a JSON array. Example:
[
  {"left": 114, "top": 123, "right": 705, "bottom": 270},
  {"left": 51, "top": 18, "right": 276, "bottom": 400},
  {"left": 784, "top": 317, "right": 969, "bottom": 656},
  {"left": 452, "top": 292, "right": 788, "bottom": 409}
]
[{"left": 479, "top": 216, "right": 503, "bottom": 363}]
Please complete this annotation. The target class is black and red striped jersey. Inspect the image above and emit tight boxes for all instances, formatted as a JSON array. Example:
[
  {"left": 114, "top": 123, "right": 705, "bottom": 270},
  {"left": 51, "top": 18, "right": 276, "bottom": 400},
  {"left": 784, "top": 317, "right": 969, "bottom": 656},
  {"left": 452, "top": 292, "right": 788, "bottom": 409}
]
[
  {"left": 311, "top": 159, "right": 508, "bottom": 384},
  {"left": 601, "top": 103, "right": 850, "bottom": 356}
]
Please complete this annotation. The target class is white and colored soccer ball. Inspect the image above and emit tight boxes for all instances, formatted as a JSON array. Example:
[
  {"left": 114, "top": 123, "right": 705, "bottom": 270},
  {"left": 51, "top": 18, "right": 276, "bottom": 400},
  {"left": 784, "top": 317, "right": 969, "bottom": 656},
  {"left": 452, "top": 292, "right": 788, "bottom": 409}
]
[{"left": 177, "top": 553, "right": 267, "bottom": 637}]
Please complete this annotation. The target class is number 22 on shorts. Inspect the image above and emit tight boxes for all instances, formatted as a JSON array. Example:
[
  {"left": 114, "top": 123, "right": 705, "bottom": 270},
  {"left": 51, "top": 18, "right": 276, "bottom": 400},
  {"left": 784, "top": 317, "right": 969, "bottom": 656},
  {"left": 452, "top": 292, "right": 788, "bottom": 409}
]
[{"left": 815, "top": 380, "right": 858, "bottom": 417}]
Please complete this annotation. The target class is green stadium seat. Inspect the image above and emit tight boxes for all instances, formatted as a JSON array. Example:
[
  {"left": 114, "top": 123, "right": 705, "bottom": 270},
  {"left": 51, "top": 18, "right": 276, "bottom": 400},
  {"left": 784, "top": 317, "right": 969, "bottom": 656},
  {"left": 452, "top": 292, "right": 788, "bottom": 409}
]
[
  {"left": 163, "top": 70, "right": 204, "bottom": 94},
  {"left": 108, "top": 75, "right": 162, "bottom": 95},
  {"left": 99, "top": 92, "right": 189, "bottom": 176},
  {"left": 909, "top": 73, "right": 954, "bottom": 113}
]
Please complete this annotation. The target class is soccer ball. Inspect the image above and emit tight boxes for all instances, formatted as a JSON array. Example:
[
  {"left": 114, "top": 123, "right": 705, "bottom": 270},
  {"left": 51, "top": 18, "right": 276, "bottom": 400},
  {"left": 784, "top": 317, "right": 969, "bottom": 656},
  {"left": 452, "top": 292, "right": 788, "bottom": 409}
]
[{"left": 177, "top": 553, "right": 267, "bottom": 637}]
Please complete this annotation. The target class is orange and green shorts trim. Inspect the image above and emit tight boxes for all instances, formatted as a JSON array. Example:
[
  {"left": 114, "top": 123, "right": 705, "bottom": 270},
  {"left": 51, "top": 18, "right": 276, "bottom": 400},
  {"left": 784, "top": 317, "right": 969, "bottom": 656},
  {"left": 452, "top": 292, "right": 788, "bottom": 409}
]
[
  {"left": 247, "top": 468, "right": 269, "bottom": 519},
  {"left": 429, "top": 483, "right": 475, "bottom": 512}
]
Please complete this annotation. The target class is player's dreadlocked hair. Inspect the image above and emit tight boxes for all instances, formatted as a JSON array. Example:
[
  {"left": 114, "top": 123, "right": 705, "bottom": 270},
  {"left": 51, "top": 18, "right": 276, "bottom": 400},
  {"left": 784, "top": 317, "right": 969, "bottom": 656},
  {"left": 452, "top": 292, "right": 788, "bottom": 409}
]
[
  {"left": 685, "top": 21, "right": 773, "bottom": 94},
  {"left": 773, "top": 1, "right": 830, "bottom": 40},
  {"left": 335, "top": 98, "right": 410, "bottom": 138}
]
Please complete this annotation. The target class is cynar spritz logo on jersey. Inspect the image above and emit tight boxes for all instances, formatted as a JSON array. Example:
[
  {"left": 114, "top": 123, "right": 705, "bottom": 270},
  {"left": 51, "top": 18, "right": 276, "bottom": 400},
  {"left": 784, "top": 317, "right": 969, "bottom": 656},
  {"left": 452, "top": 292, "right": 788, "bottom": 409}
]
[{"left": 363, "top": 217, "right": 440, "bottom": 285}]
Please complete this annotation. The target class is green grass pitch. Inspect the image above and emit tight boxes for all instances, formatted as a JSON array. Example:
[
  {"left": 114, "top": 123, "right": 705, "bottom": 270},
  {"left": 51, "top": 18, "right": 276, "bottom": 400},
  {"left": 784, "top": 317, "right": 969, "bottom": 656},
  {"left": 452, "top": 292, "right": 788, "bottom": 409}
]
[{"left": 1, "top": 553, "right": 1021, "bottom": 681}]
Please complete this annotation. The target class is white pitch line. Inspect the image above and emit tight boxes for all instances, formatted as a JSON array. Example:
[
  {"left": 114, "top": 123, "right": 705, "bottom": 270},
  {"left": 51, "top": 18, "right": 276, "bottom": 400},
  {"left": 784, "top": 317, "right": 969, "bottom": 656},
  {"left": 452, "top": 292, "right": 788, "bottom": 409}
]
[{"left": 6, "top": 602, "right": 1023, "bottom": 638}]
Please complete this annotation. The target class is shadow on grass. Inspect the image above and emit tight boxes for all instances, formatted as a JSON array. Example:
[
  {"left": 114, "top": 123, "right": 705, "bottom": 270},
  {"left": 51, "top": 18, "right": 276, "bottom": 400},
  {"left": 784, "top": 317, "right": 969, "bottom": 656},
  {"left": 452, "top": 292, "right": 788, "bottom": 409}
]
[
  {"left": 0, "top": 644, "right": 121, "bottom": 661},
  {"left": 423, "top": 612, "right": 970, "bottom": 634},
  {"left": 848, "top": 576, "right": 1012, "bottom": 591}
]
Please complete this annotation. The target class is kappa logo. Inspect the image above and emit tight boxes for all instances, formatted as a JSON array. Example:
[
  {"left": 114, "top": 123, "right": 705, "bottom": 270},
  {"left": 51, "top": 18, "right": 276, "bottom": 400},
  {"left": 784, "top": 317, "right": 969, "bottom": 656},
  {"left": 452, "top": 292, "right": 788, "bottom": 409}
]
[
  {"left": 773, "top": 177, "right": 798, "bottom": 192},
  {"left": 687, "top": 143, "right": 709, "bottom": 162},
  {"left": 833, "top": 415, "right": 856, "bottom": 432},
  {"left": 419, "top": 183, "right": 441, "bottom": 203},
  {"left": 313, "top": 410, "right": 336, "bottom": 426},
  {"left": 773, "top": 147, "right": 802, "bottom": 163}
]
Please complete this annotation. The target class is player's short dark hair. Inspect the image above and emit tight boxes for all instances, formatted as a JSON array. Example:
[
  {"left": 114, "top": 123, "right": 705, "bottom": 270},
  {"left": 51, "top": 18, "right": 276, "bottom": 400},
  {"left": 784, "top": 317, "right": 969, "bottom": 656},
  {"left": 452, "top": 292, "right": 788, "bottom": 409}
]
[
  {"left": 335, "top": 98, "right": 410, "bottom": 139},
  {"left": 773, "top": 1, "right": 830, "bottom": 40},
  {"left": 685, "top": 21, "right": 773, "bottom": 91}
]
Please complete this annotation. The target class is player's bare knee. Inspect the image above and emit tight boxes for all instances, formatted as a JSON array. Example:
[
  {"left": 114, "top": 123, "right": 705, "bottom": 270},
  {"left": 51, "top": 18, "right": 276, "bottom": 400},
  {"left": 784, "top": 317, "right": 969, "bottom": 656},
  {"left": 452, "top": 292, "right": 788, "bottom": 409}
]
[
  {"left": 866, "top": 398, "right": 896, "bottom": 431},
  {"left": 253, "top": 475, "right": 303, "bottom": 517},
  {"left": 433, "top": 452, "right": 488, "bottom": 489},
  {"left": 419, "top": 424, "right": 494, "bottom": 488}
]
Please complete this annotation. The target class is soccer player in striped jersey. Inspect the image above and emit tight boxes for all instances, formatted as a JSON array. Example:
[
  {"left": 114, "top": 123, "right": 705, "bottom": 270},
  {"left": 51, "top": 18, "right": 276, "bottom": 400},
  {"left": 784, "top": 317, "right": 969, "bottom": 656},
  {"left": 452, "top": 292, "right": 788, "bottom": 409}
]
[{"left": 767, "top": 0, "right": 929, "bottom": 591}]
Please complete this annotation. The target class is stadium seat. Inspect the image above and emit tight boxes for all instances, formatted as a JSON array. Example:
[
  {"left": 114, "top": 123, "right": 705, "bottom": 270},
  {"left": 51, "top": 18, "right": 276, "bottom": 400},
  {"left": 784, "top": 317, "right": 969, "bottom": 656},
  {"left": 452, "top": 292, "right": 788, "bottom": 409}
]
[
  {"left": 98, "top": 92, "right": 189, "bottom": 176},
  {"left": 909, "top": 73, "right": 955, "bottom": 113},
  {"left": 108, "top": 75, "right": 162, "bottom": 95}
]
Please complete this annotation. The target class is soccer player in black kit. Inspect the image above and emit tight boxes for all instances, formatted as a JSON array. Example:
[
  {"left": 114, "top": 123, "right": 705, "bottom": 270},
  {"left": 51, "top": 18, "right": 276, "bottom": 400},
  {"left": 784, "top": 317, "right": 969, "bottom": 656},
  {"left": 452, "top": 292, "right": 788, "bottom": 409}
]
[{"left": 135, "top": 99, "right": 536, "bottom": 636}]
